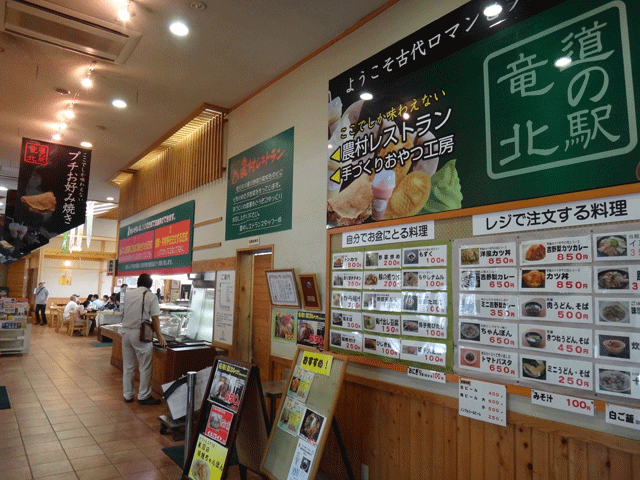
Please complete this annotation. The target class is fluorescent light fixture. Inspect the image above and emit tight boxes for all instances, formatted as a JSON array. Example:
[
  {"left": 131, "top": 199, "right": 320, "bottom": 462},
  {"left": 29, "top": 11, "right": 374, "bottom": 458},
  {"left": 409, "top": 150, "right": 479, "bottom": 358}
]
[
  {"left": 484, "top": 3, "right": 502, "bottom": 17},
  {"left": 81, "top": 77, "right": 93, "bottom": 88},
  {"left": 52, "top": 133, "right": 61, "bottom": 141},
  {"left": 170, "top": 21, "right": 189, "bottom": 36},
  {"left": 80, "top": 141, "right": 92, "bottom": 148},
  {"left": 106, "top": 196, "right": 114, "bottom": 201},
  {"left": 555, "top": 57, "right": 572, "bottom": 68},
  {"left": 360, "top": 92, "right": 373, "bottom": 101},
  {"left": 112, "top": 99, "right": 127, "bottom": 108}
]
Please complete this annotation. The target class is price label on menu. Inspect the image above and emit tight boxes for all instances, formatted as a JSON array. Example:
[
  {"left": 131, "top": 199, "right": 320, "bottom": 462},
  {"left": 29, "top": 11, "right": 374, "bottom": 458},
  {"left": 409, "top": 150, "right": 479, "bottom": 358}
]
[
  {"left": 362, "top": 313, "right": 400, "bottom": 334},
  {"left": 531, "top": 390, "right": 594, "bottom": 416},
  {"left": 331, "top": 310, "right": 362, "bottom": 330},
  {"left": 459, "top": 378, "right": 506, "bottom": 426},
  {"left": 520, "top": 324, "right": 592, "bottom": 357},
  {"left": 331, "top": 291, "right": 361, "bottom": 310},
  {"left": 332, "top": 252, "right": 363, "bottom": 270},
  {"left": 605, "top": 404, "right": 640, "bottom": 430},
  {"left": 594, "top": 330, "right": 640, "bottom": 363},
  {"left": 408, "top": 367, "right": 447, "bottom": 383},
  {"left": 595, "top": 297, "right": 637, "bottom": 326},
  {"left": 459, "top": 320, "right": 518, "bottom": 348},
  {"left": 363, "top": 335, "right": 400, "bottom": 359},
  {"left": 520, "top": 295, "right": 593, "bottom": 323},
  {"left": 400, "top": 340, "right": 447, "bottom": 366},
  {"left": 458, "top": 347, "right": 518, "bottom": 378},
  {"left": 593, "top": 232, "right": 636, "bottom": 261},
  {"left": 403, "top": 245, "right": 448, "bottom": 267},
  {"left": 332, "top": 271, "right": 363, "bottom": 289},
  {"left": 459, "top": 242, "right": 516, "bottom": 267},
  {"left": 402, "top": 291, "right": 448, "bottom": 315},
  {"left": 521, "top": 355, "right": 593, "bottom": 391},
  {"left": 330, "top": 331, "right": 363, "bottom": 352},
  {"left": 520, "top": 267, "right": 591, "bottom": 293},
  {"left": 362, "top": 292, "right": 402, "bottom": 312},
  {"left": 460, "top": 268, "right": 518, "bottom": 292},
  {"left": 458, "top": 294, "right": 519, "bottom": 320},
  {"left": 596, "top": 364, "right": 640, "bottom": 398},
  {"left": 362, "top": 271, "right": 402, "bottom": 290},
  {"left": 402, "top": 269, "right": 447, "bottom": 290},
  {"left": 401, "top": 314, "right": 448, "bottom": 339},
  {"left": 364, "top": 249, "right": 402, "bottom": 269},
  {"left": 594, "top": 266, "right": 638, "bottom": 294},
  {"left": 521, "top": 236, "right": 591, "bottom": 265}
]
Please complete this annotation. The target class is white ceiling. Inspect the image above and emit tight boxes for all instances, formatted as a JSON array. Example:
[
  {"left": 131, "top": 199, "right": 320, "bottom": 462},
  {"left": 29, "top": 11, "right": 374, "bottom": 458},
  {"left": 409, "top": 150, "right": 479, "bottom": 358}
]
[{"left": 0, "top": 0, "right": 391, "bottom": 204}]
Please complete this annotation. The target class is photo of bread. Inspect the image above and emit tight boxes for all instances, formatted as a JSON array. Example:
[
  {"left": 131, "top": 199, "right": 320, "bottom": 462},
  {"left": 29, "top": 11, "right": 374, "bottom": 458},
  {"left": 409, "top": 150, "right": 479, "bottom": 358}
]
[{"left": 384, "top": 172, "right": 431, "bottom": 220}]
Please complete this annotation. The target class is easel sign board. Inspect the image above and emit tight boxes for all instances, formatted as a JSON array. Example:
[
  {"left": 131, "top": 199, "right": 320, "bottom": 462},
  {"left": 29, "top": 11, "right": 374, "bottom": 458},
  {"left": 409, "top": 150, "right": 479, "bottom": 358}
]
[
  {"left": 261, "top": 346, "right": 349, "bottom": 480},
  {"left": 182, "top": 357, "right": 269, "bottom": 480}
]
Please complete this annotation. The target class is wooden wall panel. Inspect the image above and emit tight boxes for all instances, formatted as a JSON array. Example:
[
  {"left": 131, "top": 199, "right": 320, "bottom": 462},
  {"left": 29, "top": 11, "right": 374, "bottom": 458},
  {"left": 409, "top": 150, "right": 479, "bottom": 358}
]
[
  {"left": 6, "top": 258, "right": 27, "bottom": 297},
  {"left": 266, "top": 356, "right": 639, "bottom": 480}
]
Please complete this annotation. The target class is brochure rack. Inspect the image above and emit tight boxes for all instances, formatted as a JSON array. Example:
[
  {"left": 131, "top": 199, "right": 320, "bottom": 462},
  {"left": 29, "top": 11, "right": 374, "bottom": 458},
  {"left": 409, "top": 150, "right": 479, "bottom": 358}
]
[{"left": 0, "top": 299, "right": 31, "bottom": 355}]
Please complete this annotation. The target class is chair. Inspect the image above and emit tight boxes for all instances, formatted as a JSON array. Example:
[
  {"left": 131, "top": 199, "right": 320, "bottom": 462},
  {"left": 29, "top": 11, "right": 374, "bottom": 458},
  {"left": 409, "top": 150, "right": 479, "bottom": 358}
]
[
  {"left": 49, "top": 307, "right": 60, "bottom": 329},
  {"left": 56, "top": 311, "right": 70, "bottom": 333},
  {"left": 68, "top": 314, "right": 89, "bottom": 336}
]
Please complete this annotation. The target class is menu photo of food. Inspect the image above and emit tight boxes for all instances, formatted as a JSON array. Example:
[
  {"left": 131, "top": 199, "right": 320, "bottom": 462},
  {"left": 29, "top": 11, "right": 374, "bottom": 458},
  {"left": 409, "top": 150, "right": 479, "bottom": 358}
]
[
  {"left": 597, "top": 299, "right": 631, "bottom": 324},
  {"left": 189, "top": 434, "right": 227, "bottom": 480},
  {"left": 297, "top": 312, "right": 325, "bottom": 349},
  {"left": 208, "top": 361, "right": 248, "bottom": 413},
  {"left": 595, "top": 333, "right": 631, "bottom": 360},
  {"left": 204, "top": 404, "right": 234, "bottom": 446},
  {"left": 521, "top": 329, "right": 546, "bottom": 349},
  {"left": 278, "top": 397, "right": 305, "bottom": 435},
  {"left": 522, "top": 243, "right": 546, "bottom": 263},
  {"left": 273, "top": 309, "right": 297, "bottom": 342},
  {"left": 459, "top": 348, "right": 480, "bottom": 368},
  {"left": 596, "top": 366, "right": 634, "bottom": 396},
  {"left": 298, "top": 408, "right": 326, "bottom": 446},
  {"left": 287, "top": 366, "right": 314, "bottom": 402},
  {"left": 595, "top": 234, "right": 628, "bottom": 258},
  {"left": 365, "top": 251, "right": 379, "bottom": 267},
  {"left": 460, "top": 247, "right": 480, "bottom": 265},
  {"left": 521, "top": 269, "right": 546, "bottom": 289},
  {"left": 596, "top": 267, "right": 630, "bottom": 292},
  {"left": 404, "top": 249, "right": 419, "bottom": 265},
  {"left": 459, "top": 322, "right": 480, "bottom": 342},
  {"left": 521, "top": 357, "right": 547, "bottom": 381},
  {"left": 521, "top": 297, "right": 546, "bottom": 318}
]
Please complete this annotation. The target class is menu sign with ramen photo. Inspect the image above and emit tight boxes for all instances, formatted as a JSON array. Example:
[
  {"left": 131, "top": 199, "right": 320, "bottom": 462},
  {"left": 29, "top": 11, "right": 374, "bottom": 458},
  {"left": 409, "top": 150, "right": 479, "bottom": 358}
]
[
  {"left": 204, "top": 405, "right": 233, "bottom": 446},
  {"left": 521, "top": 355, "right": 593, "bottom": 391}
]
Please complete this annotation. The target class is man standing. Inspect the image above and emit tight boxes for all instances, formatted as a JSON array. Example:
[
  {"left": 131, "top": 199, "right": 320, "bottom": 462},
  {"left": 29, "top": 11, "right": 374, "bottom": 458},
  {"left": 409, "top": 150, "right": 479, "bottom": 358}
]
[
  {"left": 120, "top": 274, "right": 166, "bottom": 405},
  {"left": 114, "top": 284, "right": 127, "bottom": 309},
  {"left": 33, "top": 281, "right": 49, "bottom": 325}
]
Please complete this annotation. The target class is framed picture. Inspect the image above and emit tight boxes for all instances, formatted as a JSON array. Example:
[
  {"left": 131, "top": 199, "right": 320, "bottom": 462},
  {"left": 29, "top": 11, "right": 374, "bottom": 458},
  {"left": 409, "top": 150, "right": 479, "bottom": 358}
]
[
  {"left": 265, "top": 269, "right": 301, "bottom": 308},
  {"left": 299, "top": 274, "right": 321, "bottom": 310}
]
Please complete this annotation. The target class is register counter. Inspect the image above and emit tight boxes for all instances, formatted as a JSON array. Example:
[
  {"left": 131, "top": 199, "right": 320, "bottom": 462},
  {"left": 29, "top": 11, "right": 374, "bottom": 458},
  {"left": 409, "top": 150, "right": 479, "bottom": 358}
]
[{"left": 98, "top": 325, "right": 226, "bottom": 396}]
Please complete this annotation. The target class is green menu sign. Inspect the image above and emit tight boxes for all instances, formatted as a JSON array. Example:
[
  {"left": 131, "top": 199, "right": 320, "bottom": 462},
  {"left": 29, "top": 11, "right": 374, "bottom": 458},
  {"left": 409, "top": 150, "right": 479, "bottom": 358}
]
[
  {"left": 327, "top": 0, "right": 640, "bottom": 228},
  {"left": 226, "top": 128, "right": 294, "bottom": 240}
]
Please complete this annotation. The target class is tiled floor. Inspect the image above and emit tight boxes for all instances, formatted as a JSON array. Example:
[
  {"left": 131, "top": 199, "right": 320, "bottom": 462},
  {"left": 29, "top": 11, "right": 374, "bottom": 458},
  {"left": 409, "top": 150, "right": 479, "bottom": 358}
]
[{"left": 0, "top": 325, "right": 256, "bottom": 480}]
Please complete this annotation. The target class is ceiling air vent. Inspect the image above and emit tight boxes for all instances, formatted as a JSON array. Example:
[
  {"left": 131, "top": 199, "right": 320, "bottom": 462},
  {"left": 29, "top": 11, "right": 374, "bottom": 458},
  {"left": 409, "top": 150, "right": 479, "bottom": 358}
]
[{"left": 0, "top": 0, "right": 141, "bottom": 64}]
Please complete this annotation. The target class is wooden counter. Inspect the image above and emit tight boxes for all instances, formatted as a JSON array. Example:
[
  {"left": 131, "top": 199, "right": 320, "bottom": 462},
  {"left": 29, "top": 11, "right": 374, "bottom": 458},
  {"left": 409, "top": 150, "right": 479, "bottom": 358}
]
[{"left": 98, "top": 326, "right": 225, "bottom": 396}]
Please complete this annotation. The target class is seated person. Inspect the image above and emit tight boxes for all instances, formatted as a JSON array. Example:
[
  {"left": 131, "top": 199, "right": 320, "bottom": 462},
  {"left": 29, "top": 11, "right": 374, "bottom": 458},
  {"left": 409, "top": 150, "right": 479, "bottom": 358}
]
[
  {"left": 103, "top": 295, "right": 117, "bottom": 311},
  {"left": 63, "top": 295, "right": 79, "bottom": 322},
  {"left": 91, "top": 294, "right": 105, "bottom": 310},
  {"left": 75, "top": 299, "right": 95, "bottom": 334}
]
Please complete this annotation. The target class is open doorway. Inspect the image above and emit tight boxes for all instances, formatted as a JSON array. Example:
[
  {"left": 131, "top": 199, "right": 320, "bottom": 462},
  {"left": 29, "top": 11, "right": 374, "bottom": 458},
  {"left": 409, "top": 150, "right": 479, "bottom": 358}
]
[{"left": 235, "top": 246, "right": 273, "bottom": 382}]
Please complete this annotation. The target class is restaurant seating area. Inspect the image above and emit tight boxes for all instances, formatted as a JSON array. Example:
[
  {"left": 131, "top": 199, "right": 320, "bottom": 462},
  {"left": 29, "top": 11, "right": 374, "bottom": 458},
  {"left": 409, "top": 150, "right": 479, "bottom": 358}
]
[{"left": 0, "top": 326, "right": 258, "bottom": 480}]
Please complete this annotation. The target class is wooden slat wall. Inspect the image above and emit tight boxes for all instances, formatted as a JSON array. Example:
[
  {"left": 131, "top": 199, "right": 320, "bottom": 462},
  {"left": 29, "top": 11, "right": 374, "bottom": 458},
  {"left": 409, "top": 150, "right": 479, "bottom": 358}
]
[
  {"left": 269, "top": 356, "right": 640, "bottom": 480},
  {"left": 6, "top": 258, "right": 27, "bottom": 298},
  {"left": 118, "top": 114, "right": 224, "bottom": 220}
]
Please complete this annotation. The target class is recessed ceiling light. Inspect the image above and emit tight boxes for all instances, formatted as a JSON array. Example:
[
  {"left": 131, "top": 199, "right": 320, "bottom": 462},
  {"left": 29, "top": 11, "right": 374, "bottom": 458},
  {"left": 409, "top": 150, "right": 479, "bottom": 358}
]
[
  {"left": 81, "top": 77, "right": 92, "bottom": 88},
  {"left": 63, "top": 108, "right": 74, "bottom": 119},
  {"left": 52, "top": 133, "right": 61, "bottom": 141},
  {"left": 112, "top": 99, "right": 127, "bottom": 108},
  {"left": 55, "top": 87, "right": 70, "bottom": 95},
  {"left": 170, "top": 21, "right": 189, "bottom": 36},
  {"left": 483, "top": 4, "right": 503, "bottom": 17},
  {"left": 106, "top": 197, "right": 114, "bottom": 201},
  {"left": 80, "top": 141, "right": 92, "bottom": 148},
  {"left": 118, "top": 8, "right": 130, "bottom": 22},
  {"left": 59, "top": 122, "right": 67, "bottom": 130},
  {"left": 360, "top": 92, "right": 373, "bottom": 101},
  {"left": 555, "top": 57, "right": 572, "bottom": 68},
  {"left": 402, "top": 113, "right": 410, "bottom": 120}
]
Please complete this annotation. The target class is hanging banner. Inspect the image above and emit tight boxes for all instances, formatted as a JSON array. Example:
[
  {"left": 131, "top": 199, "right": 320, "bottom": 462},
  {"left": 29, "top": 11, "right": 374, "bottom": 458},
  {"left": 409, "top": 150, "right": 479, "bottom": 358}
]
[
  {"left": 2, "top": 138, "right": 90, "bottom": 259},
  {"left": 117, "top": 201, "right": 194, "bottom": 276},
  {"left": 327, "top": 0, "right": 640, "bottom": 228},
  {"left": 225, "top": 128, "right": 294, "bottom": 240}
]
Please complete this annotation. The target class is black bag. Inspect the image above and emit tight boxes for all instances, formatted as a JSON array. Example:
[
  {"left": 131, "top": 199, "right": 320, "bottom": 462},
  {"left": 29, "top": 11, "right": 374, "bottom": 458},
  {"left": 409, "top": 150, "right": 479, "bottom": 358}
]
[{"left": 139, "top": 291, "right": 154, "bottom": 342}]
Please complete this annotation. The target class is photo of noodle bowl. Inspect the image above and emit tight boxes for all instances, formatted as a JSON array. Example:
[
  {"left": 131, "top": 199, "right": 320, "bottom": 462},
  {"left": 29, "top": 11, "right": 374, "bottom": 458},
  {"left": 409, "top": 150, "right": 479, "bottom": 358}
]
[
  {"left": 599, "top": 301, "right": 630, "bottom": 323},
  {"left": 191, "top": 458, "right": 211, "bottom": 480}
]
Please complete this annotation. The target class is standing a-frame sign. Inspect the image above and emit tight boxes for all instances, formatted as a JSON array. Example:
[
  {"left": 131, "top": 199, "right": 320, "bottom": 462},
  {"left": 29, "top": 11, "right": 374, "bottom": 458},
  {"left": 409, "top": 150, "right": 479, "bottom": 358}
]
[
  {"left": 183, "top": 357, "right": 269, "bottom": 480},
  {"left": 261, "top": 346, "right": 349, "bottom": 480}
]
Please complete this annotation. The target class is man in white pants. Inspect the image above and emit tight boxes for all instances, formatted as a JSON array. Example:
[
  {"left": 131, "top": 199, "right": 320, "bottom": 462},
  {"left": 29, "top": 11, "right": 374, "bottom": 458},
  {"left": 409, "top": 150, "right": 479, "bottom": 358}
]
[{"left": 120, "top": 273, "right": 167, "bottom": 405}]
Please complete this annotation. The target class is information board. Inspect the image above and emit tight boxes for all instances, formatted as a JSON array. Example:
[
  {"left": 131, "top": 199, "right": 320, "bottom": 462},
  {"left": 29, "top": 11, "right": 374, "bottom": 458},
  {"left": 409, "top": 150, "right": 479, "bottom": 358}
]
[{"left": 261, "top": 347, "right": 348, "bottom": 480}]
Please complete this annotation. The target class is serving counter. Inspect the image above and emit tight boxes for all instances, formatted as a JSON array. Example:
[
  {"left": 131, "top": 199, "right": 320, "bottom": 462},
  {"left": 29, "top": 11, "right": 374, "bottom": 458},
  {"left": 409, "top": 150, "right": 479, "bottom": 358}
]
[{"left": 98, "top": 325, "right": 226, "bottom": 396}]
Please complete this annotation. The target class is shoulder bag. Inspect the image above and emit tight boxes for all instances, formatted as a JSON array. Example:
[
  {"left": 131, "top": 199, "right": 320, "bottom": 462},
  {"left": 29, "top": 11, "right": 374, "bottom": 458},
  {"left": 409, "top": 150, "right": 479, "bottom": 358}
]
[{"left": 139, "top": 291, "right": 154, "bottom": 342}]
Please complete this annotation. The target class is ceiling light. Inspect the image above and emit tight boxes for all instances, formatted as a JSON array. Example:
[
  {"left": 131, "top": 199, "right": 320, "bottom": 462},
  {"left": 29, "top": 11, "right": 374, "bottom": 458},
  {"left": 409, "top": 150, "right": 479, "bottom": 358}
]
[
  {"left": 170, "top": 21, "right": 189, "bottom": 36},
  {"left": 112, "top": 99, "right": 127, "bottom": 108},
  {"left": 63, "top": 108, "right": 74, "bottom": 119},
  {"left": 555, "top": 57, "right": 572, "bottom": 68},
  {"left": 484, "top": 4, "right": 503, "bottom": 17},
  {"left": 0, "top": 186, "right": 7, "bottom": 191},
  {"left": 360, "top": 92, "right": 373, "bottom": 101},
  {"left": 59, "top": 122, "right": 67, "bottom": 130},
  {"left": 117, "top": 1, "right": 131, "bottom": 22},
  {"left": 402, "top": 113, "right": 410, "bottom": 120},
  {"left": 55, "top": 87, "right": 70, "bottom": 95},
  {"left": 106, "top": 197, "right": 114, "bottom": 201},
  {"left": 52, "top": 133, "right": 61, "bottom": 141},
  {"left": 80, "top": 141, "right": 92, "bottom": 148},
  {"left": 190, "top": 1, "right": 207, "bottom": 11},
  {"left": 64, "top": 260, "right": 71, "bottom": 267},
  {"left": 81, "top": 77, "right": 93, "bottom": 88}
]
